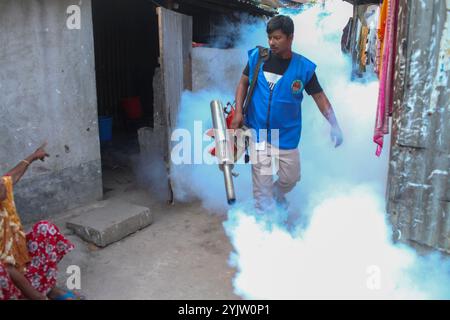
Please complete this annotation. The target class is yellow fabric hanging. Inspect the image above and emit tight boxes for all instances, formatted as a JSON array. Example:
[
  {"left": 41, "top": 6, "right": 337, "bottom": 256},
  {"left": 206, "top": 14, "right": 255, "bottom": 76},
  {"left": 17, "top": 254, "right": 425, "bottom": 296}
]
[
  {"left": 377, "top": 0, "right": 389, "bottom": 76},
  {"left": 359, "top": 26, "right": 370, "bottom": 72}
]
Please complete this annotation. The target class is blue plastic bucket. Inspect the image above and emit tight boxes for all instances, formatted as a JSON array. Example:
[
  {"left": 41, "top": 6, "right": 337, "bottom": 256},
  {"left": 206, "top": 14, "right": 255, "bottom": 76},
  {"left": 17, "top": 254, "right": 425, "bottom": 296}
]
[{"left": 98, "top": 116, "right": 113, "bottom": 142}]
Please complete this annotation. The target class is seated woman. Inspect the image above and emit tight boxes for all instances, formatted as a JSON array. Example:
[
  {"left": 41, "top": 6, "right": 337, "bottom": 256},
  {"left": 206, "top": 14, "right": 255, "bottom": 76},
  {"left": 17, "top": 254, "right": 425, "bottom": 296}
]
[{"left": 0, "top": 143, "right": 83, "bottom": 300}]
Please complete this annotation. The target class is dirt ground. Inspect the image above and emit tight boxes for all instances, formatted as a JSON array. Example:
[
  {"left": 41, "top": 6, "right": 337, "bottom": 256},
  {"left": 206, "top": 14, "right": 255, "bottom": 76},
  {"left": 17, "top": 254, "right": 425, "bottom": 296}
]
[{"left": 45, "top": 164, "right": 240, "bottom": 300}]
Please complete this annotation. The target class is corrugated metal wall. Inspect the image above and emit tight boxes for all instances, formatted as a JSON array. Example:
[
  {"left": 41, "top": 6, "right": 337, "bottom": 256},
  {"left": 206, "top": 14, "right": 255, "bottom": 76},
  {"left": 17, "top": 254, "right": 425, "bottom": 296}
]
[{"left": 387, "top": 0, "right": 450, "bottom": 252}]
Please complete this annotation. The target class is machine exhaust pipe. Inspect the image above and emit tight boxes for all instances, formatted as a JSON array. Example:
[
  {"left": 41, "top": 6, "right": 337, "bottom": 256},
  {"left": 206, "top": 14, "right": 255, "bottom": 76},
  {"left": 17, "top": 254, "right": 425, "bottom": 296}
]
[{"left": 210, "top": 100, "right": 236, "bottom": 205}]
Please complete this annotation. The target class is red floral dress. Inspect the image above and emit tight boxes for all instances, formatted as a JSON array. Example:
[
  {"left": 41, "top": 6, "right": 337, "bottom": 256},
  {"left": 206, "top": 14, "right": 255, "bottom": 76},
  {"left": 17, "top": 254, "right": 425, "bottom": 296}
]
[{"left": 0, "top": 221, "right": 74, "bottom": 299}]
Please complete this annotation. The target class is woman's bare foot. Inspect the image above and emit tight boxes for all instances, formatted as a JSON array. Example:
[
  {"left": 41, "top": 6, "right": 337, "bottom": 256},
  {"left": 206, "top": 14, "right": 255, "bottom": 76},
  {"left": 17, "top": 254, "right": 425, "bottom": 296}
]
[{"left": 47, "top": 287, "right": 85, "bottom": 300}]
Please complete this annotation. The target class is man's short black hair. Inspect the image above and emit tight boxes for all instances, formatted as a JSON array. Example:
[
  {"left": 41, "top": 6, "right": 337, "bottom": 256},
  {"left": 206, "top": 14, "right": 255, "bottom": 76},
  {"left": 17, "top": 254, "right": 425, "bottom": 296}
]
[{"left": 266, "top": 15, "right": 294, "bottom": 37}]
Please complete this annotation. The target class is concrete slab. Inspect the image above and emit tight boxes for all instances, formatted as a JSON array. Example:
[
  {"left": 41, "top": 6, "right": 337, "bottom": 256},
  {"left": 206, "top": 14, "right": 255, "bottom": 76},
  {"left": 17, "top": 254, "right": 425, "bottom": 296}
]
[{"left": 66, "top": 200, "right": 153, "bottom": 247}]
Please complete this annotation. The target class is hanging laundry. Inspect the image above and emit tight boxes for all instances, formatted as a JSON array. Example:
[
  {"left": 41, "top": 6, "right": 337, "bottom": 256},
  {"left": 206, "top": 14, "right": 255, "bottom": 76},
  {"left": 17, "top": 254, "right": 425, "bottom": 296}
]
[
  {"left": 358, "top": 26, "right": 370, "bottom": 73},
  {"left": 376, "top": 0, "right": 389, "bottom": 76},
  {"left": 347, "top": 4, "right": 380, "bottom": 77},
  {"left": 341, "top": 17, "right": 353, "bottom": 54},
  {"left": 364, "top": 5, "right": 380, "bottom": 72},
  {"left": 368, "top": 25, "right": 378, "bottom": 70},
  {"left": 374, "top": 0, "right": 400, "bottom": 156}
]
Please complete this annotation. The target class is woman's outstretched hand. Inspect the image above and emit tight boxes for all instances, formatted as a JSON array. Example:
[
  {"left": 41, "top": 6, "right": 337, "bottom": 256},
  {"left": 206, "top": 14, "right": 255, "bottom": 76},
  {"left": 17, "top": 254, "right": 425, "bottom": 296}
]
[{"left": 33, "top": 142, "right": 50, "bottom": 162}]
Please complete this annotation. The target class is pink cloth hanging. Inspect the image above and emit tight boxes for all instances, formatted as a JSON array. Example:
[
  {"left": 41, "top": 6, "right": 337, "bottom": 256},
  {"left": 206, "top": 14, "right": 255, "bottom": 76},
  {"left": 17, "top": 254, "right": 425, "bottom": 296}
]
[{"left": 374, "top": 0, "right": 399, "bottom": 157}]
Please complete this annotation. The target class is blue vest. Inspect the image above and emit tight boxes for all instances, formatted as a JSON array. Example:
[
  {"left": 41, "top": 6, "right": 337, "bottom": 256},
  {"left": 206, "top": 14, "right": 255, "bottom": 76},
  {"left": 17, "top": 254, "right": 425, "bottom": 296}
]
[{"left": 245, "top": 47, "right": 316, "bottom": 149}]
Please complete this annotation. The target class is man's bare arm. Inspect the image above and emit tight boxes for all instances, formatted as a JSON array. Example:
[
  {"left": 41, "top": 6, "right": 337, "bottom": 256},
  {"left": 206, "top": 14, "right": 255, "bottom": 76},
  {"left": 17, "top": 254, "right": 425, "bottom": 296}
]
[
  {"left": 231, "top": 75, "right": 249, "bottom": 129},
  {"left": 312, "top": 91, "right": 343, "bottom": 147},
  {"left": 312, "top": 91, "right": 338, "bottom": 126}
]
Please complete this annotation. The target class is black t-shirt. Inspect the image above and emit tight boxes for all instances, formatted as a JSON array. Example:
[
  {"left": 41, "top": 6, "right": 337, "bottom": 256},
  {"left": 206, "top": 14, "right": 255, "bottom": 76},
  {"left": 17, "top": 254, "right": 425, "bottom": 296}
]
[{"left": 243, "top": 53, "right": 323, "bottom": 95}]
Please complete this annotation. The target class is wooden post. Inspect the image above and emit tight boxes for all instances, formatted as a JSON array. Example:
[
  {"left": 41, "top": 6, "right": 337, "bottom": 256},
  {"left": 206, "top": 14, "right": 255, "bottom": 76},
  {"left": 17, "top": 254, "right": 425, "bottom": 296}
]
[{"left": 157, "top": 7, "right": 193, "bottom": 204}]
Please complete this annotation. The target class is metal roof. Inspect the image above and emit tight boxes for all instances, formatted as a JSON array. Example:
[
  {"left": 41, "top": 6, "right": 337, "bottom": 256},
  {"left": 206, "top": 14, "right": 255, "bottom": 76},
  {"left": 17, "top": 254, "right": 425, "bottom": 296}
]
[
  {"left": 152, "top": 0, "right": 314, "bottom": 15},
  {"left": 152, "top": 0, "right": 277, "bottom": 15},
  {"left": 342, "top": 0, "right": 382, "bottom": 5}
]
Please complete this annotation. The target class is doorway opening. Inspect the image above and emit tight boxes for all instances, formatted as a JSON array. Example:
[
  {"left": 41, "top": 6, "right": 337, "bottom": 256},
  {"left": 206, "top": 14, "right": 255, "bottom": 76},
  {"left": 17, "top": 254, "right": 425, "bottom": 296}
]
[{"left": 91, "top": 0, "right": 159, "bottom": 194}]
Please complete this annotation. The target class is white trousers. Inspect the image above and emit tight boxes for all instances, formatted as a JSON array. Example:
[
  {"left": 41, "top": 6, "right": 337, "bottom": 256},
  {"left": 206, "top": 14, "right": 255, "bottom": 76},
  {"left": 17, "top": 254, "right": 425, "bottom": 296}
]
[{"left": 251, "top": 143, "right": 301, "bottom": 210}]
